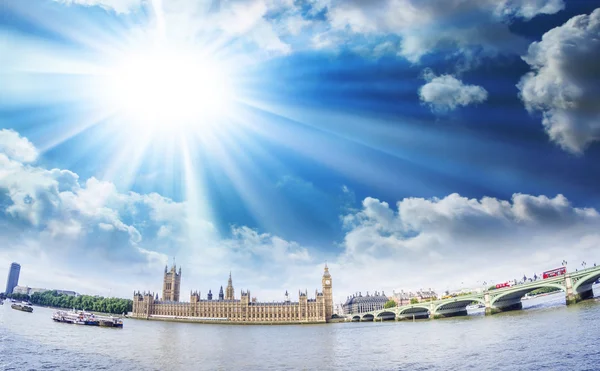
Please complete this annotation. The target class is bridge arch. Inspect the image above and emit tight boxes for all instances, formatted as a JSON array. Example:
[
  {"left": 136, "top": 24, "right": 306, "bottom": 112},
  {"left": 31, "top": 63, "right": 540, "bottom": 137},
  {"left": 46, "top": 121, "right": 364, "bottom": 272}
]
[
  {"left": 398, "top": 305, "right": 430, "bottom": 314},
  {"left": 361, "top": 314, "right": 375, "bottom": 322},
  {"left": 434, "top": 297, "right": 485, "bottom": 313},
  {"left": 573, "top": 270, "right": 600, "bottom": 293},
  {"left": 351, "top": 315, "right": 361, "bottom": 322},
  {"left": 376, "top": 311, "right": 397, "bottom": 321},
  {"left": 491, "top": 282, "right": 566, "bottom": 306},
  {"left": 397, "top": 305, "right": 430, "bottom": 319}
]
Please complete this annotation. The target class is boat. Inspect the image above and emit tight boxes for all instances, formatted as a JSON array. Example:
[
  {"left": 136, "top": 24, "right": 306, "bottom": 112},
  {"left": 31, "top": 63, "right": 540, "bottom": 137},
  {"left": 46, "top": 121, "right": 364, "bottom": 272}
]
[
  {"left": 52, "top": 310, "right": 123, "bottom": 328},
  {"left": 11, "top": 302, "right": 33, "bottom": 312},
  {"left": 466, "top": 303, "right": 485, "bottom": 310}
]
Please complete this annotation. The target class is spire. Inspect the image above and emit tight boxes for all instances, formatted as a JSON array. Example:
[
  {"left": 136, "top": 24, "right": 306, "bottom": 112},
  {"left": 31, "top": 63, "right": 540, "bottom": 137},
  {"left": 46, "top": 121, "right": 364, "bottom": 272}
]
[
  {"left": 228, "top": 271, "right": 232, "bottom": 284},
  {"left": 323, "top": 262, "right": 331, "bottom": 278}
]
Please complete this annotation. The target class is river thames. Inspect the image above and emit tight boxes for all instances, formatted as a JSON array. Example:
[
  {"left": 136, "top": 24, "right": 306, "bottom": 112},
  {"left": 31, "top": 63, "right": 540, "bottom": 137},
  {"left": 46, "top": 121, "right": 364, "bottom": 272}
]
[{"left": 2, "top": 287, "right": 600, "bottom": 370}]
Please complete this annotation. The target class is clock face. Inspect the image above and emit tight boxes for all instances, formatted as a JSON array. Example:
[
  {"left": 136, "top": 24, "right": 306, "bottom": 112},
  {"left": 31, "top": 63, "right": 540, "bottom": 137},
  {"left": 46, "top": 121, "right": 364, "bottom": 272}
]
[{"left": 325, "top": 280, "right": 331, "bottom": 285}]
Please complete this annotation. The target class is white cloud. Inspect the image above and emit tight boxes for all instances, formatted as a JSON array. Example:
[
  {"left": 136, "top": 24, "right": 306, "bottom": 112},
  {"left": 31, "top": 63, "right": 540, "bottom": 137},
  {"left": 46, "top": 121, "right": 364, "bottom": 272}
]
[
  {"left": 48, "top": 0, "right": 565, "bottom": 63},
  {"left": 283, "top": 14, "right": 312, "bottom": 36},
  {"left": 494, "top": 0, "right": 565, "bottom": 20},
  {"left": 51, "top": 0, "right": 295, "bottom": 57},
  {"left": 518, "top": 8, "right": 600, "bottom": 154},
  {"left": 98, "top": 222, "right": 115, "bottom": 231},
  {"left": 324, "top": 0, "right": 564, "bottom": 62},
  {"left": 333, "top": 193, "right": 600, "bottom": 300},
  {"left": 54, "top": 0, "right": 143, "bottom": 14},
  {"left": 0, "top": 129, "right": 38, "bottom": 163},
  {"left": 227, "top": 226, "right": 312, "bottom": 263},
  {"left": 419, "top": 71, "right": 488, "bottom": 112},
  {"left": 0, "top": 130, "right": 322, "bottom": 300},
  {"left": 0, "top": 134, "right": 189, "bottom": 289},
  {"left": 3, "top": 130, "right": 599, "bottom": 304}
]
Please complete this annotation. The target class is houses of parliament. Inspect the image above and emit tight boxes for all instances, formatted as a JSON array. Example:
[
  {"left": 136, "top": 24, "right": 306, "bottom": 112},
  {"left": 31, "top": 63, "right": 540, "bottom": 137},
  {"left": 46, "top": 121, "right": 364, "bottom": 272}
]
[{"left": 132, "top": 264, "right": 334, "bottom": 324}]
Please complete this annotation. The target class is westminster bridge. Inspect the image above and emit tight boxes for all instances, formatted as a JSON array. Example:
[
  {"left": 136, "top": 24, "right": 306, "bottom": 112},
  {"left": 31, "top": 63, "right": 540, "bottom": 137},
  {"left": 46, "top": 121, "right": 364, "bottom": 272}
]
[{"left": 347, "top": 266, "right": 600, "bottom": 321}]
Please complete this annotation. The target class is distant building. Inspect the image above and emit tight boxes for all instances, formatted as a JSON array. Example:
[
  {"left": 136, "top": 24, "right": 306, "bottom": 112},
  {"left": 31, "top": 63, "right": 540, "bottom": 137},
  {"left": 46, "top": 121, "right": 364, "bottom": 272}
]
[
  {"left": 12, "top": 285, "right": 30, "bottom": 295},
  {"left": 392, "top": 288, "right": 438, "bottom": 304},
  {"left": 56, "top": 290, "right": 79, "bottom": 297},
  {"left": 8, "top": 285, "right": 77, "bottom": 297},
  {"left": 414, "top": 288, "right": 438, "bottom": 302},
  {"left": 5, "top": 262, "right": 20, "bottom": 294},
  {"left": 392, "top": 290, "right": 411, "bottom": 306},
  {"left": 132, "top": 264, "right": 334, "bottom": 323},
  {"left": 29, "top": 287, "right": 49, "bottom": 295},
  {"left": 342, "top": 291, "right": 388, "bottom": 314}
]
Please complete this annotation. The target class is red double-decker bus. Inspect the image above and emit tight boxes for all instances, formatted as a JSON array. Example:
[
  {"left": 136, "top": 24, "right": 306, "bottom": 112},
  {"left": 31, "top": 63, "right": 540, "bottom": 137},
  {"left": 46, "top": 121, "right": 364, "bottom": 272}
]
[
  {"left": 495, "top": 282, "right": 511, "bottom": 289},
  {"left": 543, "top": 267, "right": 566, "bottom": 279}
]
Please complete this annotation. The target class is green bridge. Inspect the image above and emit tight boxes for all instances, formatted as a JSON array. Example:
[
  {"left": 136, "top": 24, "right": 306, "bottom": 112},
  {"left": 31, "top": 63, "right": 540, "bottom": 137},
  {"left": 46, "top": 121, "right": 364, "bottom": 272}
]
[{"left": 347, "top": 266, "right": 600, "bottom": 321}]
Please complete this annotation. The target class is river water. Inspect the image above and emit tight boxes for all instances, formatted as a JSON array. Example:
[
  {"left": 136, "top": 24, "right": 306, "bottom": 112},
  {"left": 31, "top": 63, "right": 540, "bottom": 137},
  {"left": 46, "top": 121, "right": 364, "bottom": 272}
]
[{"left": 2, "top": 287, "right": 600, "bottom": 370}]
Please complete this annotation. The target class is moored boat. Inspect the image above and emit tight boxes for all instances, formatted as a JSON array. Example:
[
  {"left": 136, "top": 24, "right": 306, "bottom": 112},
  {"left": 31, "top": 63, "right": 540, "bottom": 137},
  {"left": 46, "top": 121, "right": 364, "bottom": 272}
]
[
  {"left": 11, "top": 303, "right": 33, "bottom": 312},
  {"left": 52, "top": 310, "right": 123, "bottom": 328}
]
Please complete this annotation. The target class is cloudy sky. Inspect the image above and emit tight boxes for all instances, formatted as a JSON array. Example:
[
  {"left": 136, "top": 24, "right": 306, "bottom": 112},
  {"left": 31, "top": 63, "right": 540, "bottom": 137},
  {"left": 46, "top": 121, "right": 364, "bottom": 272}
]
[{"left": 1, "top": 0, "right": 600, "bottom": 304}]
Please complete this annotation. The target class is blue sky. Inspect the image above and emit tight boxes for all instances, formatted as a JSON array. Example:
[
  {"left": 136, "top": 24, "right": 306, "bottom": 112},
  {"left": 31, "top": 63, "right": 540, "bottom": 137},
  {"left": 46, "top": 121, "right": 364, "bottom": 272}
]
[{"left": 1, "top": 0, "right": 600, "bottom": 304}]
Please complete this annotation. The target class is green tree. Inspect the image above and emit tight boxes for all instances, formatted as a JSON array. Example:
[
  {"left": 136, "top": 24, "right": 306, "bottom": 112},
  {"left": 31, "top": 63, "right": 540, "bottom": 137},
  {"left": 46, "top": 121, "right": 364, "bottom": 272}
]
[
  {"left": 15, "top": 291, "right": 132, "bottom": 314},
  {"left": 410, "top": 298, "right": 419, "bottom": 304},
  {"left": 384, "top": 300, "right": 397, "bottom": 309}
]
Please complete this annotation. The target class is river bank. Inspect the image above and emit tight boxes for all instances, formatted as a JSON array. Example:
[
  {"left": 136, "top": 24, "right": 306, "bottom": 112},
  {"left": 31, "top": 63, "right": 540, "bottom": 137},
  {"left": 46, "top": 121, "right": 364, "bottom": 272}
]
[{"left": 128, "top": 315, "right": 327, "bottom": 325}]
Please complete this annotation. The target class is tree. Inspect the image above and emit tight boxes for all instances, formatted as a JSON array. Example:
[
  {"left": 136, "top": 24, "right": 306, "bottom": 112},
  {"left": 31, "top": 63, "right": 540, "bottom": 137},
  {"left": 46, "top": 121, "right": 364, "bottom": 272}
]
[
  {"left": 384, "top": 300, "right": 397, "bottom": 309},
  {"left": 410, "top": 298, "right": 419, "bottom": 304},
  {"left": 13, "top": 291, "right": 132, "bottom": 314}
]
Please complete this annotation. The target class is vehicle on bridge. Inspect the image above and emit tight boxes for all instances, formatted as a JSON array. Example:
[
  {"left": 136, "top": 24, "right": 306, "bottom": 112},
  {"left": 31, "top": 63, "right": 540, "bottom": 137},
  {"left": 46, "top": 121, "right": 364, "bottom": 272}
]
[
  {"left": 495, "top": 282, "right": 511, "bottom": 289},
  {"left": 543, "top": 267, "right": 566, "bottom": 279}
]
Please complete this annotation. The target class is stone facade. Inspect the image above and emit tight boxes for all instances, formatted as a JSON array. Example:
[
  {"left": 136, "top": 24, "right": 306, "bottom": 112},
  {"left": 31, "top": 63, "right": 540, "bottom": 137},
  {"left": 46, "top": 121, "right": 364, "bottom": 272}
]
[
  {"left": 342, "top": 291, "right": 388, "bottom": 314},
  {"left": 132, "top": 264, "right": 334, "bottom": 324},
  {"left": 162, "top": 265, "right": 181, "bottom": 302}
]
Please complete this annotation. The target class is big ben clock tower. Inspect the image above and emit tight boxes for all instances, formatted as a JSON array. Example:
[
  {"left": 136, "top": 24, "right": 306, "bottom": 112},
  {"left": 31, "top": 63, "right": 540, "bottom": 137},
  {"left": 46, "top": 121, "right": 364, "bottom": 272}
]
[{"left": 322, "top": 263, "right": 333, "bottom": 321}]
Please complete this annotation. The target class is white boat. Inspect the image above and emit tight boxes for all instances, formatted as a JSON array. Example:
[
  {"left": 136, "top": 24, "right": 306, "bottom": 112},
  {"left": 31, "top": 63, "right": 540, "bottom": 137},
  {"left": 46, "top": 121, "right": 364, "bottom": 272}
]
[
  {"left": 466, "top": 303, "right": 485, "bottom": 310},
  {"left": 52, "top": 310, "right": 123, "bottom": 328}
]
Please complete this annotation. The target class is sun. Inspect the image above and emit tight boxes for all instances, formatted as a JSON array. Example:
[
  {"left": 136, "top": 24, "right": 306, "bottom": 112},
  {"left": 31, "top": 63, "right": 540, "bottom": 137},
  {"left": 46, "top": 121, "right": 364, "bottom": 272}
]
[{"left": 103, "top": 46, "right": 234, "bottom": 132}]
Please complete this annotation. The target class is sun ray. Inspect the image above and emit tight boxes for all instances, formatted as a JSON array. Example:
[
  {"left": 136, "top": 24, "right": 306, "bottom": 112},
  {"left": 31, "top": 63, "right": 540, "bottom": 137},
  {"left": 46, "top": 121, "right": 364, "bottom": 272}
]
[
  {"left": 98, "top": 123, "right": 156, "bottom": 190},
  {"left": 38, "top": 108, "right": 118, "bottom": 153},
  {"left": 179, "top": 133, "right": 215, "bottom": 235}
]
